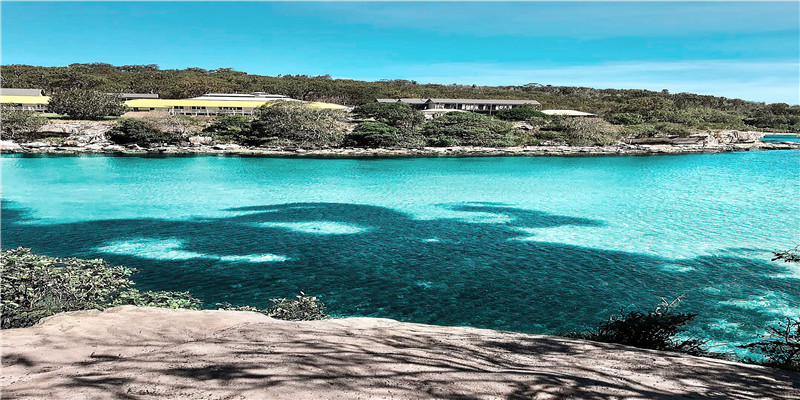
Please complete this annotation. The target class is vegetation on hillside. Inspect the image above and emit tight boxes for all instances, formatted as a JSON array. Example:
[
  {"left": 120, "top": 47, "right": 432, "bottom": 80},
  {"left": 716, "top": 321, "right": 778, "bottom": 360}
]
[
  {"left": 0, "top": 108, "right": 47, "bottom": 140},
  {"left": 46, "top": 89, "right": 127, "bottom": 120},
  {"left": 2, "top": 63, "right": 798, "bottom": 131}
]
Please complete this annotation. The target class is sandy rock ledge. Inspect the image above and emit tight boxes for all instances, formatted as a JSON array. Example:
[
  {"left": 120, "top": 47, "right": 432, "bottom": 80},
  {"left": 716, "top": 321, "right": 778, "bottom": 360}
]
[{"left": 2, "top": 306, "right": 797, "bottom": 399}]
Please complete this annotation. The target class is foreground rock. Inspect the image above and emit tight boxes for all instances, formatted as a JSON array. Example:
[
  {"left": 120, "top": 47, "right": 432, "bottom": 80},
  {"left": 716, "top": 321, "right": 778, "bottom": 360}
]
[{"left": 2, "top": 306, "right": 797, "bottom": 399}]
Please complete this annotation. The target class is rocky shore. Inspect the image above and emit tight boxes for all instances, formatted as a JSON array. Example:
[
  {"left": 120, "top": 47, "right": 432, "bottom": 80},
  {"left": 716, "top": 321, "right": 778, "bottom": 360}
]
[
  {"left": 2, "top": 122, "right": 798, "bottom": 157},
  {"left": 3, "top": 306, "right": 798, "bottom": 399},
  {"left": 3, "top": 140, "right": 799, "bottom": 157}
]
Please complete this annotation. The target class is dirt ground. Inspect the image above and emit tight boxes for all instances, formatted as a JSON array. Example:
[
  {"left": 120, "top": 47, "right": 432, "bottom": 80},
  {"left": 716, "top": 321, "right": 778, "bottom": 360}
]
[{"left": 2, "top": 306, "right": 797, "bottom": 399}]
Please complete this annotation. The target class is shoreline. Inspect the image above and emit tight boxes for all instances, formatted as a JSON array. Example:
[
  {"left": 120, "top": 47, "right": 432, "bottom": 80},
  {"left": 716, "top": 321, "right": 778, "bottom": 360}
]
[{"left": 4, "top": 141, "right": 800, "bottom": 158}]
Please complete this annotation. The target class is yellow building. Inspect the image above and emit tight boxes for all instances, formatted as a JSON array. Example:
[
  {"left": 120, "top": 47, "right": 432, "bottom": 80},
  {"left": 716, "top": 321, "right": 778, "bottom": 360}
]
[
  {"left": 0, "top": 89, "right": 348, "bottom": 115},
  {"left": 0, "top": 88, "right": 49, "bottom": 111}
]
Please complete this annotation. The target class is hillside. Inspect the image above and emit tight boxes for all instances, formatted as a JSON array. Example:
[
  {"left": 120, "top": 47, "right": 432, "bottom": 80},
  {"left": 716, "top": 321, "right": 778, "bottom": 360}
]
[
  {"left": 2, "top": 306, "right": 798, "bottom": 399},
  {"left": 2, "top": 63, "right": 799, "bottom": 132}
]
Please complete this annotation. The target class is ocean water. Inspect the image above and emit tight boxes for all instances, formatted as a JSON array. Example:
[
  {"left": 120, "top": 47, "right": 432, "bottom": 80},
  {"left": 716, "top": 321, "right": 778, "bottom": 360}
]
[{"left": 2, "top": 152, "right": 799, "bottom": 353}]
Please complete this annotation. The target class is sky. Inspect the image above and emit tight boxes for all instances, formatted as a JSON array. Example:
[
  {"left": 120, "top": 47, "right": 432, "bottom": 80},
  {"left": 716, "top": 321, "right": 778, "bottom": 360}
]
[{"left": 1, "top": 1, "right": 798, "bottom": 104}]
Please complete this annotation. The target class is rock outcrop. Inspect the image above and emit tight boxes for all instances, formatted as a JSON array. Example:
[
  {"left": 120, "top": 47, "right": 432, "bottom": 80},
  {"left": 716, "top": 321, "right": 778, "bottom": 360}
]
[{"left": 2, "top": 306, "right": 797, "bottom": 400}]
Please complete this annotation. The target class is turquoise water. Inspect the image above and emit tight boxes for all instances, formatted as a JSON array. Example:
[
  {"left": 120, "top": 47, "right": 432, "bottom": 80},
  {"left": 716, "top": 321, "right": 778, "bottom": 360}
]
[
  {"left": 2, "top": 152, "right": 799, "bottom": 353},
  {"left": 761, "top": 134, "right": 800, "bottom": 143}
]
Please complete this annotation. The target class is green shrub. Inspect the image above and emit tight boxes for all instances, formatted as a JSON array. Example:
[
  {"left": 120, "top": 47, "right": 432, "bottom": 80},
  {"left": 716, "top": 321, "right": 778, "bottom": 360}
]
[
  {"left": 741, "top": 317, "right": 800, "bottom": 372},
  {"left": 250, "top": 102, "right": 348, "bottom": 147},
  {"left": 344, "top": 121, "right": 425, "bottom": 148},
  {"left": 422, "top": 112, "right": 518, "bottom": 147},
  {"left": 0, "top": 248, "right": 201, "bottom": 328},
  {"left": 621, "top": 123, "right": 659, "bottom": 138},
  {"left": 146, "top": 114, "right": 203, "bottom": 138},
  {"left": 557, "top": 117, "right": 621, "bottom": 146},
  {"left": 351, "top": 102, "right": 424, "bottom": 131},
  {"left": 569, "top": 296, "right": 706, "bottom": 356},
  {"left": 607, "top": 113, "right": 645, "bottom": 125},
  {"left": 46, "top": 89, "right": 128, "bottom": 120},
  {"left": 107, "top": 118, "right": 172, "bottom": 145},
  {"left": 267, "top": 292, "right": 329, "bottom": 321},
  {"left": 654, "top": 122, "right": 691, "bottom": 137},
  {"left": 204, "top": 114, "right": 253, "bottom": 142},
  {"left": 496, "top": 107, "right": 548, "bottom": 121},
  {"left": 0, "top": 108, "right": 48, "bottom": 140},
  {"left": 216, "top": 292, "right": 329, "bottom": 321}
]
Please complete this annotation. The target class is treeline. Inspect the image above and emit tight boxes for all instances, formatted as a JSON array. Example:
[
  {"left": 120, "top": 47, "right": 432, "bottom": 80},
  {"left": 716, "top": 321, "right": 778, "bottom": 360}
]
[
  {"left": 2, "top": 63, "right": 799, "bottom": 131},
  {"left": 103, "top": 102, "right": 622, "bottom": 148}
]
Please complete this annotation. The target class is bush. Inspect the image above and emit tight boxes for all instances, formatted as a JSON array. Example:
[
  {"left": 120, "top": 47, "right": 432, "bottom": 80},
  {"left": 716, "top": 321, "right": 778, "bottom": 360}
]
[
  {"left": 204, "top": 114, "right": 253, "bottom": 142},
  {"left": 556, "top": 117, "right": 621, "bottom": 146},
  {"left": 569, "top": 296, "right": 706, "bottom": 355},
  {"left": 607, "top": 113, "right": 645, "bottom": 125},
  {"left": 344, "top": 121, "right": 425, "bottom": 148},
  {"left": 216, "top": 292, "right": 329, "bottom": 321},
  {"left": 146, "top": 114, "right": 203, "bottom": 138},
  {"left": 351, "top": 102, "right": 424, "bottom": 131},
  {"left": 267, "top": 292, "right": 329, "bottom": 321},
  {"left": 249, "top": 102, "right": 348, "bottom": 147},
  {"left": 741, "top": 317, "right": 800, "bottom": 371},
  {"left": 496, "top": 107, "right": 548, "bottom": 121},
  {"left": 621, "top": 123, "right": 659, "bottom": 138},
  {"left": 46, "top": 89, "right": 127, "bottom": 120},
  {"left": 1, "top": 108, "right": 47, "bottom": 140},
  {"left": 422, "top": 112, "right": 519, "bottom": 147},
  {"left": 0, "top": 248, "right": 200, "bottom": 329},
  {"left": 107, "top": 118, "right": 172, "bottom": 145},
  {"left": 654, "top": 122, "right": 691, "bottom": 137}
]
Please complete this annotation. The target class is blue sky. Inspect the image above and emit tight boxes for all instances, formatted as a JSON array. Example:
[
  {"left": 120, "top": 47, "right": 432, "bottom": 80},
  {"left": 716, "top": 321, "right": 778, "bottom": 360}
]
[{"left": 2, "top": 1, "right": 798, "bottom": 103}]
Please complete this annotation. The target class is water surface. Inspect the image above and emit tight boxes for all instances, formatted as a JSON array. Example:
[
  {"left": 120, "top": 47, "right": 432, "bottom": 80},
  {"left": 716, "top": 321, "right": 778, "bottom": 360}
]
[{"left": 3, "top": 152, "right": 799, "bottom": 352}]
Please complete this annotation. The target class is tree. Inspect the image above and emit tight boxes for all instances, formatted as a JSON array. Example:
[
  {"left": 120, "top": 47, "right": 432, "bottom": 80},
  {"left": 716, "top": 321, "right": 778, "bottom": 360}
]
[
  {"left": 47, "top": 89, "right": 127, "bottom": 120},
  {"left": 351, "top": 102, "right": 424, "bottom": 131},
  {"left": 204, "top": 114, "right": 253, "bottom": 142},
  {"left": 555, "top": 117, "right": 621, "bottom": 145},
  {"left": 249, "top": 101, "right": 348, "bottom": 147},
  {"left": 108, "top": 118, "right": 172, "bottom": 145},
  {"left": 344, "top": 121, "right": 424, "bottom": 148},
  {"left": 495, "top": 107, "right": 548, "bottom": 121},
  {"left": 422, "top": 112, "right": 519, "bottom": 147},
  {"left": 1, "top": 108, "right": 47, "bottom": 140}
]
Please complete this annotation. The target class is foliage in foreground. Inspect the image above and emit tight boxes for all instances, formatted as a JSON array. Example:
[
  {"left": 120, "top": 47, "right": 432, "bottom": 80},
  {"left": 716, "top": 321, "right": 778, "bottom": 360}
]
[
  {"left": 0, "top": 247, "right": 201, "bottom": 329},
  {"left": 46, "top": 89, "right": 127, "bottom": 120},
  {"left": 738, "top": 247, "right": 800, "bottom": 371},
  {"left": 569, "top": 295, "right": 707, "bottom": 356},
  {"left": 741, "top": 317, "right": 800, "bottom": 372},
  {"left": 0, "top": 108, "right": 47, "bottom": 140},
  {"left": 218, "top": 292, "right": 329, "bottom": 321}
]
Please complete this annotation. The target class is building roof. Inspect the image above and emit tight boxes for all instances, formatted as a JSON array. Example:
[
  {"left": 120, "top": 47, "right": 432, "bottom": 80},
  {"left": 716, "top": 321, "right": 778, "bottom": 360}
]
[
  {"left": 119, "top": 93, "right": 159, "bottom": 99},
  {"left": 378, "top": 98, "right": 541, "bottom": 105},
  {"left": 0, "top": 88, "right": 45, "bottom": 96},
  {"left": 428, "top": 98, "right": 541, "bottom": 105},
  {"left": 195, "top": 93, "right": 290, "bottom": 101},
  {"left": 0, "top": 95, "right": 50, "bottom": 105},
  {"left": 124, "top": 98, "right": 347, "bottom": 110},
  {"left": 540, "top": 109, "right": 596, "bottom": 116},
  {"left": 376, "top": 98, "right": 428, "bottom": 104}
]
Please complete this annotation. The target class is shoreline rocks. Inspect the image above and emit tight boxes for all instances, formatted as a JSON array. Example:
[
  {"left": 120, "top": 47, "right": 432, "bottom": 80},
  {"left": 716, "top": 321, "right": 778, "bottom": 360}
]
[{"left": 2, "top": 140, "right": 799, "bottom": 157}]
